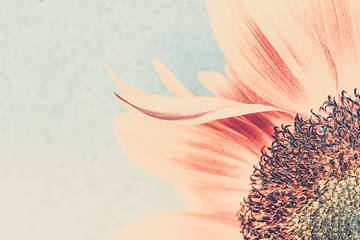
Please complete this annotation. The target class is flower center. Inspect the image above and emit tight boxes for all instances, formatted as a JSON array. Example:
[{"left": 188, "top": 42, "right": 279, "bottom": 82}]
[
  {"left": 238, "top": 90, "right": 360, "bottom": 240},
  {"left": 292, "top": 171, "right": 360, "bottom": 239}
]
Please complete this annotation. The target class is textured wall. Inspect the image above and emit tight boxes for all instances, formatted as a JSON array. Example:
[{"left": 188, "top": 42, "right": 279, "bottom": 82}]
[{"left": 0, "top": 1, "right": 225, "bottom": 239}]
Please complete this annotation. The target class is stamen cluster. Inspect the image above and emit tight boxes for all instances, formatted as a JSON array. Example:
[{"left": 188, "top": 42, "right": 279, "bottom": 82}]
[{"left": 238, "top": 90, "right": 360, "bottom": 239}]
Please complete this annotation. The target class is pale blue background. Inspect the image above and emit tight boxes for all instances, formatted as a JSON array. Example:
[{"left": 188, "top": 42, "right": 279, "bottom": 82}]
[{"left": 0, "top": 1, "right": 225, "bottom": 239}]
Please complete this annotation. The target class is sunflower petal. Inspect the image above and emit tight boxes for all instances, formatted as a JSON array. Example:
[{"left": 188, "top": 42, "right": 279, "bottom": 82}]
[
  {"left": 114, "top": 93, "right": 281, "bottom": 125},
  {"left": 112, "top": 211, "right": 240, "bottom": 240},
  {"left": 197, "top": 71, "right": 250, "bottom": 103},
  {"left": 114, "top": 112, "right": 292, "bottom": 188},
  {"left": 153, "top": 58, "right": 194, "bottom": 96},
  {"left": 205, "top": 0, "right": 338, "bottom": 114},
  {"left": 176, "top": 185, "right": 247, "bottom": 220},
  {"left": 307, "top": 0, "right": 360, "bottom": 93},
  {"left": 109, "top": 64, "right": 148, "bottom": 96}
]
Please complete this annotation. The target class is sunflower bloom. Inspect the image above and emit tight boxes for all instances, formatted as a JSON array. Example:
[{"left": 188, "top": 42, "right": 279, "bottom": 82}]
[{"left": 113, "top": 0, "right": 360, "bottom": 239}]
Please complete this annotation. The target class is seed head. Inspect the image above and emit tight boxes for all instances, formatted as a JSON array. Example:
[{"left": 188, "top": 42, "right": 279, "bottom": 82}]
[{"left": 239, "top": 90, "right": 360, "bottom": 239}]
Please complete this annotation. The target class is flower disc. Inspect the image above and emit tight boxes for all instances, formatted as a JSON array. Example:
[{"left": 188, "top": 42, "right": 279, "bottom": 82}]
[{"left": 238, "top": 90, "right": 360, "bottom": 239}]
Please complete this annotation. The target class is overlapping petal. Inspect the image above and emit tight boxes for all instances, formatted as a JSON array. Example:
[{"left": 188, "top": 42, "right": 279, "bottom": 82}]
[
  {"left": 113, "top": 211, "right": 240, "bottom": 240},
  {"left": 197, "top": 71, "right": 250, "bottom": 103},
  {"left": 206, "top": 0, "right": 339, "bottom": 115},
  {"left": 176, "top": 184, "right": 247, "bottom": 220},
  {"left": 114, "top": 111, "right": 293, "bottom": 190},
  {"left": 305, "top": 0, "right": 360, "bottom": 93}
]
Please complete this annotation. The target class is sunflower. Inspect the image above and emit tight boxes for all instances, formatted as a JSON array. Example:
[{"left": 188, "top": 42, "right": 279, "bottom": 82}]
[{"left": 112, "top": 0, "right": 360, "bottom": 239}]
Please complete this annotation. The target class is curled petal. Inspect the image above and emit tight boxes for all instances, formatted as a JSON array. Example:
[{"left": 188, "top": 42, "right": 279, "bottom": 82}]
[
  {"left": 112, "top": 211, "right": 240, "bottom": 240},
  {"left": 153, "top": 58, "right": 194, "bottom": 96},
  {"left": 114, "top": 93, "right": 282, "bottom": 125},
  {"left": 197, "top": 71, "right": 250, "bottom": 103}
]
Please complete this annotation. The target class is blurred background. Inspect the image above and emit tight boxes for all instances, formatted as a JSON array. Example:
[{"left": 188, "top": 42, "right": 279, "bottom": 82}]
[{"left": 0, "top": 1, "right": 225, "bottom": 239}]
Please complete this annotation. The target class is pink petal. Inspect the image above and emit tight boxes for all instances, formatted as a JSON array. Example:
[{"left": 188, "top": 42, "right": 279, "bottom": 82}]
[
  {"left": 114, "top": 93, "right": 282, "bottom": 125},
  {"left": 307, "top": 0, "right": 360, "bottom": 94},
  {"left": 176, "top": 185, "right": 248, "bottom": 221},
  {"left": 205, "top": 0, "right": 338, "bottom": 115},
  {"left": 113, "top": 211, "right": 240, "bottom": 240},
  {"left": 114, "top": 111, "right": 293, "bottom": 189},
  {"left": 197, "top": 71, "right": 250, "bottom": 103},
  {"left": 109, "top": 64, "right": 148, "bottom": 96},
  {"left": 153, "top": 58, "right": 194, "bottom": 96}
]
